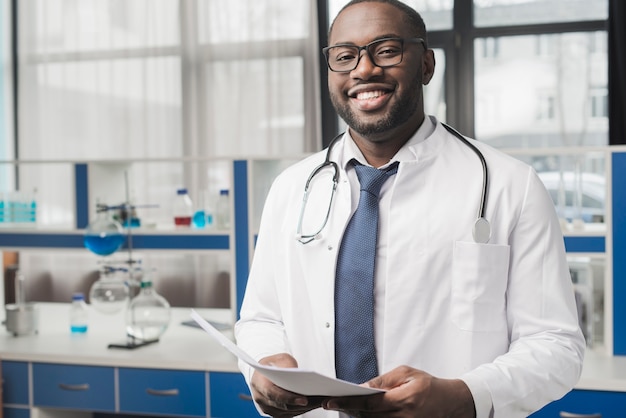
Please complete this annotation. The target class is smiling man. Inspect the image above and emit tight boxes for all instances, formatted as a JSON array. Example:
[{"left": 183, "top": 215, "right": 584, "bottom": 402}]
[{"left": 235, "top": 1, "right": 585, "bottom": 417}]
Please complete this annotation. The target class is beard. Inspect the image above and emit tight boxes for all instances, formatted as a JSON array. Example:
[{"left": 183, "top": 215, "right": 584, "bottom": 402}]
[{"left": 330, "top": 72, "right": 423, "bottom": 138}]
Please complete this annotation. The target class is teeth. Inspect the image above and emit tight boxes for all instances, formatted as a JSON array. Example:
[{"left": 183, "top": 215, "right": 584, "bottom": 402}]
[{"left": 356, "top": 90, "right": 385, "bottom": 100}]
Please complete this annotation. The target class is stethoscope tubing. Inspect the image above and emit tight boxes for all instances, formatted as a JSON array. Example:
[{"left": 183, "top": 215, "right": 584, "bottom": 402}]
[
  {"left": 297, "top": 123, "right": 490, "bottom": 243},
  {"left": 441, "top": 123, "right": 489, "bottom": 220}
]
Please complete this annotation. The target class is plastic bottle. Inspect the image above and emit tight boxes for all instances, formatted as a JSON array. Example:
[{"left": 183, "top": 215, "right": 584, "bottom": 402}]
[
  {"left": 173, "top": 188, "right": 193, "bottom": 227},
  {"left": 126, "top": 280, "right": 171, "bottom": 342},
  {"left": 216, "top": 189, "right": 230, "bottom": 229},
  {"left": 70, "top": 293, "right": 89, "bottom": 333}
]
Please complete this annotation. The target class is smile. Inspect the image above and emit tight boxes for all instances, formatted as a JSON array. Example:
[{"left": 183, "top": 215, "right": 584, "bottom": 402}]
[{"left": 355, "top": 90, "right": 388, "bottom": 100}]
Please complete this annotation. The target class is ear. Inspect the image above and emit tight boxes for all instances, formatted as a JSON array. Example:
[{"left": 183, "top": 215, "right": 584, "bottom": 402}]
[{"left": 421, "top": 49, "right": 436, "bottom": 85}]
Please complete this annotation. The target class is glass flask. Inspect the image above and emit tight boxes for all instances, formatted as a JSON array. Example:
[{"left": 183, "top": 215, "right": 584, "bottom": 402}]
[
  {"left": 89, "top": 266, "right": 130, "bottom": 314},
  {"left": 83, "top": 206, "right": 126, "bottom": 256},
  {"left": 126, "top": 280, "right": 171, "bottom": 342}
]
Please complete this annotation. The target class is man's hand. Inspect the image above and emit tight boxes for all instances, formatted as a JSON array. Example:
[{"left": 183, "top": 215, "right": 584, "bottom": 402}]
[
  {"left": 250, "top": 353, "right": 326, "bottom": 417},
  {"left": 322, "top": 366, "right": 476, "bottom": 418}
]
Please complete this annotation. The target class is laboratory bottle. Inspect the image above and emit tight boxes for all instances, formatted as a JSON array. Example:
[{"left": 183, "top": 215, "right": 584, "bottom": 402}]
[
  {"left": 69, "top": 293, "right": 89, "bottom": 333},
  {"left": 173, "top": 188, "right": 193, "bottom": 227},
  {"left": 216, "top": 189, "right": 230, "bottom": 229},
  {"left": 126, "top": 280, "right": 171, "bottom": 342}
]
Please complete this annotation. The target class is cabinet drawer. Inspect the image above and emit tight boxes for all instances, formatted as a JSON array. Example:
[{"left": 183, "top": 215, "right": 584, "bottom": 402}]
[
  {"left": 2, "top": 361, "right": 29, "bottom": 405},
  {"left": 32, "top": 363, "right": 115, "bottom": 411},
  {"left": 3, "top": 407, "right": 30, "bottom": 418},
  {"left": 209, "top": 372, "right": 261, "bottom": 418},
  {"left": 119, "top": 367, "right": 206, "bottom": 417},
  {"left": 531, "top": 389, "right": 626, "bottom": 417}
]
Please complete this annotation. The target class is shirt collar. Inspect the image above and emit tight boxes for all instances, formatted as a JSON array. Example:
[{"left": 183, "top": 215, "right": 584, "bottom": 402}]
[{"left": 339, "top": 116, "right": 437, "bottom": 170}]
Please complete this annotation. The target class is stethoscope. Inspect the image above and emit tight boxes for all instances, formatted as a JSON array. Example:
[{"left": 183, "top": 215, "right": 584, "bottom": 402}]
[{"left": 295, "top": 123, "right": 491, "bottom": 244}]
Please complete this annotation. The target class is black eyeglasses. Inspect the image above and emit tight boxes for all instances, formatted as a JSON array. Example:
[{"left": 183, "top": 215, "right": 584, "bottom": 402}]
[{"left": 322, "top": 37, "right": 425, "bottom": 73}]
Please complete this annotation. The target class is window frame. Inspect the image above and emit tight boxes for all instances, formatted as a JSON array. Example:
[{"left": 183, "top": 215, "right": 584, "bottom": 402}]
[{"left": 319, "top": 0, "right": 610, "bottom": 146}]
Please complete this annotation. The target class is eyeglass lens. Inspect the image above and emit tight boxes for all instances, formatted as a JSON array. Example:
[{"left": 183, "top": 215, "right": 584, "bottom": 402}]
[{"left": 326, "top": 38, "right": 405, "bottom": 72}]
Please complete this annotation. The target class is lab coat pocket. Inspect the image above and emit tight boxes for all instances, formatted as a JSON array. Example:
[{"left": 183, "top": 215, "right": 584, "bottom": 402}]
[{"left": 451, "top": 241, "right": 510, "bottom": 332}]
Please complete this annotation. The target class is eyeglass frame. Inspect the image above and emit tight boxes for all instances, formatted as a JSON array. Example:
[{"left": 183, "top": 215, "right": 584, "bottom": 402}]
[{"left": 322, "top": 37, "right": 426, "bottom": 73}]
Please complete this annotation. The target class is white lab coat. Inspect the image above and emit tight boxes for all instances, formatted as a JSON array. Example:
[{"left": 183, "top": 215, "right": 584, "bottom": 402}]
[{"left": 235, "top": 117, "right": 585, "bottom": 417}]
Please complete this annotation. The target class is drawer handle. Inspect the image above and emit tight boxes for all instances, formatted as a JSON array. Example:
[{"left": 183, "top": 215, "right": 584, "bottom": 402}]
[
  {"left": 238, "top": 393, "right": 253, "bottom": 402},
  {"left": 560, "top": 413, "right": 602, "bottom": 418},
  {"left": 146, "top": 388, "right": 180, "bottom": 397},
  {"left": 58, "top": 383, "right": 90, "bottom": 391}
]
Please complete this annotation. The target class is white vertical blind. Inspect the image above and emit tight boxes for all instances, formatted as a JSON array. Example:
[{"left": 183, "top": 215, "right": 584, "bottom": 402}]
[{"left": 17, "top": 0, "right": 321, "bottom": 161}]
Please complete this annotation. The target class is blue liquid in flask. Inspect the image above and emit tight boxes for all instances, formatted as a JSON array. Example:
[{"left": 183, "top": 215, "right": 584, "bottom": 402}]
[
  {"left": 192, "top": 210, "right": 206, "bottom": 228},
  {"left": 84, "top": 233, "right": 125, "bottom": 256}
]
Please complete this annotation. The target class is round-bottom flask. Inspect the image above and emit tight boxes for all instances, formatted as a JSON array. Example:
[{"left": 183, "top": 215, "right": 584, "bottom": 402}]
[
  {"left": 89, "top": 276, "right": 129, "bottom": 314},
  {"left": 89, "top": 266, "right": 129, "bottom": 314},
  {"left": 126, "top": 280, "right": 171, "bottom": 341},
  {"left": 83, "top": 207, "right": 125, "bottom": 256}
]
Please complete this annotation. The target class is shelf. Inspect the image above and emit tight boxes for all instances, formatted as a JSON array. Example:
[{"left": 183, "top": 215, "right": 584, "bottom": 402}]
[
  {"left": 564, "top": 236, "right": 606, "bottom": 253},
  {"left": 0, "top": 230, "right": 230, "bottom": 250}
]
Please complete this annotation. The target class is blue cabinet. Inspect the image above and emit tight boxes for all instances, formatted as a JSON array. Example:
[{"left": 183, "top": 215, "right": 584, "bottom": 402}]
[
  {"left": 531, "top": 389, "right": 626, "bottom": 417},
  {"left": 118, "top": 367, "right": 206, "bottom": 417},
  {"left": 2, "top": 361, "right": 29, "bottom": 405},
  {"left": 2, "top": 359, "right": 261, "bottom": 418},
  {"left": 2, "top": 361, "right": 30, "bottom": 418},
  {"left": 32, "top": 363, "right": 115, "bottom": 412},
  {"left": 3, "top": 409, "right": 30, "bottom": 418},
  {"left": 209, "top": 372, "right": 261, "bottom": 418}
]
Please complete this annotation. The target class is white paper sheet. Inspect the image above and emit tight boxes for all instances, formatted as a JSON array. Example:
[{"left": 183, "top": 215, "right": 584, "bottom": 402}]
[{"left": 190, "top": 310, "right": 384, "bottom": 396}]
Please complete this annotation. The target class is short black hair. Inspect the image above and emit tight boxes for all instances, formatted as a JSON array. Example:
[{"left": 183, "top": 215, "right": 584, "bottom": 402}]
[{"left": 329, "top": 0, "right": 428, "bottom": 47}]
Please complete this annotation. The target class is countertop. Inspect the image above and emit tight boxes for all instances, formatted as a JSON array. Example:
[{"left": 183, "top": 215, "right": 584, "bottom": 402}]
[
  {"left": 1, "top": 303, "right": 626, "bottom": 392},
  {"left": 576, "top": 347, "right": 626, "bottom": 392},
  {"left": 0, "top": 302, "right": 240, "bottom": 372}
]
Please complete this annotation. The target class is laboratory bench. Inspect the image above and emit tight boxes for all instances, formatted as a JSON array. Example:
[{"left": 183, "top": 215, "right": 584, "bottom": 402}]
[
  {"left": 532, "top": 349, "right": 626, "bottom": 417},
  {"left": 2, "top": 304, "right": 626, "bottom": 418},
  {"left": 0, "top": 302, "right": 261, "bottom": 418}
]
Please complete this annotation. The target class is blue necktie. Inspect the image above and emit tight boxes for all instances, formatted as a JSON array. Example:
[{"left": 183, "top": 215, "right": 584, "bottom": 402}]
[{"left": 335, "top": 161, "right": 399, "bottom": 384}]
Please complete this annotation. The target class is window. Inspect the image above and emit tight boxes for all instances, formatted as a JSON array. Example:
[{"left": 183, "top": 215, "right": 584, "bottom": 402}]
[
  {"left": 324, "top": 0, "right": 609, "bottom": 227},
  {"left": 17, "top": 0, "right": 320, "bottom": 161},
  {"left": 474, "top": 0, "right": 608, "bottom": 27},
  {"left": 475, "top": 32, "right": 607, "bottom": 149},
  {"left": 325, "top": 1, "right": 608, "bottom": 150},
  {"left": 328, "top": 0, "right": 454, "bottom": 31}
]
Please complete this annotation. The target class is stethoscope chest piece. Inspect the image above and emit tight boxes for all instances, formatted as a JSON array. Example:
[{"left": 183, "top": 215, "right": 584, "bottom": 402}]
[{"left": 472, "top": 217, "right": 491, "bottom": 244}]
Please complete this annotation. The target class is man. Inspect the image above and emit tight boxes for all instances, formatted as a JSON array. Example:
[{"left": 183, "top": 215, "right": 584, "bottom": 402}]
[{"left": 235, "top": 0, "right": 585, "bottom": 416}]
